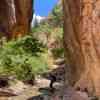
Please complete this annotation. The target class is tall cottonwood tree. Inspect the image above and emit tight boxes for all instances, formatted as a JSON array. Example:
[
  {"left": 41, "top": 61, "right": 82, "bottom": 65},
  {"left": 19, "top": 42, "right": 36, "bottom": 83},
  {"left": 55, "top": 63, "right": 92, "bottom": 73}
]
[
  {"left": 63, "top": 0, "right": 100, "bottom": 96},
  {"left": 0, "top": 0, "right": 33, "bottom": 39}
]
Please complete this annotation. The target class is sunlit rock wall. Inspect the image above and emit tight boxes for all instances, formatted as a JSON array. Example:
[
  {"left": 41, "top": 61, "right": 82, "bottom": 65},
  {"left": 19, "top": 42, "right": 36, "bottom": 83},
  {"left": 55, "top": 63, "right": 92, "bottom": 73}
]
[{"left": 63, "top": 0, "right": 100, "bottom": 96}]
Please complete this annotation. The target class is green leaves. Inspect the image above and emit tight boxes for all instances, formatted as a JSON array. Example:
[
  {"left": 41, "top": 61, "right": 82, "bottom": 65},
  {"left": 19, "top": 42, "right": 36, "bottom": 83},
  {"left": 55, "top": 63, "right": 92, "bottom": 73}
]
[
  {"left": 0, "top": 35, "right": 48, "bottom": 81},
  {"left": 49, "top": 4, "right": 63, "bottom": 27}
]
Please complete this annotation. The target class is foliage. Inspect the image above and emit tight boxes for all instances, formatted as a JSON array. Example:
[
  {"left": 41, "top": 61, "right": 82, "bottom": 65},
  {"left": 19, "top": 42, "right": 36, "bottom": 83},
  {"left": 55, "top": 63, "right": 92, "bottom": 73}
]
[
  {"left": 51, "top": 48, "right": 64, "bottom": 59},
  {"left": 0, "top": 36, "right": 48, "bottom": 81},
  {"left": 32, "top": 3, "right": 64, "bottom": 59},
  {"left": 32, "top": 23, "right": 51, "bottom": 33},
  {"left": 32, "top": 2, "right": 63, "bottom": 38},
  {"left": 49, "top": 3, "right": 63, "bottom": 27}
]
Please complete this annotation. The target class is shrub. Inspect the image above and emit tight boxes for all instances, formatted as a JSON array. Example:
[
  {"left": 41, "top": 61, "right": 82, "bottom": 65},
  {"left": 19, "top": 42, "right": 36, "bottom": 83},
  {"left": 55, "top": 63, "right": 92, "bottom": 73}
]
[
  {"left": 51, "top": 47, "right": 64, "bottom": 59},
  {"left": 0, "top": 35, "right": 48, "bottom": 82}
]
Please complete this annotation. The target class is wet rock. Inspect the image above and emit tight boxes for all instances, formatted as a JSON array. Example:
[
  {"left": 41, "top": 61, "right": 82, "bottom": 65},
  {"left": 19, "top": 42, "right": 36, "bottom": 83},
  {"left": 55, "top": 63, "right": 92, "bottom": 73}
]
[
  {"left": 0, "top": 76, "right": 9, "bottom": 88},
  {"left": 52, "top": 87, "right": 90, "bottom": 100},
  {"left": 90, "top": 96, "right": 99, "bottom": 100}
]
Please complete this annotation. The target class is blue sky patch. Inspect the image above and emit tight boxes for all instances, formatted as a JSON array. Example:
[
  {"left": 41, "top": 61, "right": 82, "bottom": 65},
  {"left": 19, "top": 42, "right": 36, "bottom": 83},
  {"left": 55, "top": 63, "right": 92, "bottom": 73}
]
[{"left": 34, "top": 0, "right": 58, "bottom": 16}]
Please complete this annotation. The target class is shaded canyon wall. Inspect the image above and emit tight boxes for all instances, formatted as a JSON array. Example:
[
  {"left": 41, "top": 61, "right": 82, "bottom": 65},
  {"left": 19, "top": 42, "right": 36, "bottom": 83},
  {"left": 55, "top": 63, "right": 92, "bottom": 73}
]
[{"left": 0, "top": 0, "right": 33, "bottom": 39}]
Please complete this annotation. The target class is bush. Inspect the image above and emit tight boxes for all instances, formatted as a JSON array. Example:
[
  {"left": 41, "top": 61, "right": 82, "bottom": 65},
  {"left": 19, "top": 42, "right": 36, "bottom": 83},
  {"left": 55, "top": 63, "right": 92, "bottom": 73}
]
[
  {"left": 49, "top": 4, "right": 63, "bottom": 27},
  {"left": 51, "top": 47, "right": 64, "bottom": 59},
  {"left": 0, "top": 35, "right": 49, "bottom": 82}
]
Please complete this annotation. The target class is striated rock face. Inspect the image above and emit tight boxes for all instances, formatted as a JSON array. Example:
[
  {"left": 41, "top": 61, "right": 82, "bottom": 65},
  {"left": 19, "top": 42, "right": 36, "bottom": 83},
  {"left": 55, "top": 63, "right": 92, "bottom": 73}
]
[
  {"left": 0, "top": 0, "right": 12, "bottom": 38},
  {"left": 63, "top": 0, "right": 100, "bottom": 96},
  {"left": 0, "top": 0, "right": 33, "bottom": 39}
]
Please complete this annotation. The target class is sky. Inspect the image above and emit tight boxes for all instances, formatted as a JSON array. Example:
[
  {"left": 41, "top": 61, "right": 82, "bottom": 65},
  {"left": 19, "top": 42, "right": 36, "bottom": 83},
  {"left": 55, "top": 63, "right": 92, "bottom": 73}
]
[{"left": 34, "top": 0, "right": 58, "bottom": 16}]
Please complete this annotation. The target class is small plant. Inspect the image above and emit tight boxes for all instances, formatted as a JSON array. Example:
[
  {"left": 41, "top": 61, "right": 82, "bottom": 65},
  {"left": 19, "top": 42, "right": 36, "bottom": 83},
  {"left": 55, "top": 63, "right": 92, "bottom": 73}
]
[{"left": 51, "top": 47, "right": 64, "bottom": 59}]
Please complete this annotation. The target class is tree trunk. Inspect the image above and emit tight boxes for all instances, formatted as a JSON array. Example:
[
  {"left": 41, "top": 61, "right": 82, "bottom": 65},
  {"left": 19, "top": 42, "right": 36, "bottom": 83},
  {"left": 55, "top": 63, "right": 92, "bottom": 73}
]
[
  {"left": 13, "top": 0, "right": 33, "bottom": 38},
  {"left": 0, "top": 0, "right": 33, "bottom": 39},
  {"left": 63, "top": 0, "right": 100, "bottom": 96}
]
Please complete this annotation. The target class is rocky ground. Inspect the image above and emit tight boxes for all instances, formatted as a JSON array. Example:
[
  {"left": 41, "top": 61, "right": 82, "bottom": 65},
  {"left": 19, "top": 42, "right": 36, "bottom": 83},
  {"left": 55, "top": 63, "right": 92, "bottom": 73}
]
[
  {"left": 0, "top": 58, "right": 63, "bottom": 100},
  {"left": 0, "top": 59, "right": 99, "bottom": 100},
  {"left": 0, "top": 77, "right": 61, "bottom": 100},
  {"left": 0, "top": 76, "right": 99, "bottom": 100}
]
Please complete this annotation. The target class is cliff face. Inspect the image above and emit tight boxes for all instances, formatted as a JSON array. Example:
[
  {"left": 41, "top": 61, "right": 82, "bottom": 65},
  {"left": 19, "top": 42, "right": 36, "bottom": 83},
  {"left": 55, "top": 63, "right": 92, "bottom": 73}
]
[
  {"left": 63, "top": 0, "right": 100, "bottom": 96},
  {"left": 0, "top": 0, "right": 33, "bottom": 39}
]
